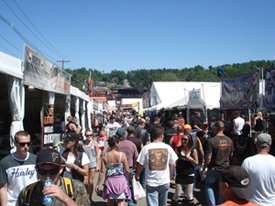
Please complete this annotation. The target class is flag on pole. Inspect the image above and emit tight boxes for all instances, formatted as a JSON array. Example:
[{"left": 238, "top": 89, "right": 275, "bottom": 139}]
[{"left": 88, "top": 70, "right": 93, "bottom": 96}]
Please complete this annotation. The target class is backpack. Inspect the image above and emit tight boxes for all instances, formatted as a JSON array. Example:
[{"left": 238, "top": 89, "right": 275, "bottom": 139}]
[{"left": 23, "top": 177, "right": 74, "bottom": 204}]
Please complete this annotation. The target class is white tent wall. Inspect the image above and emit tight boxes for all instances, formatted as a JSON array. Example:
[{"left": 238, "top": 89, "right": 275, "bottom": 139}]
[
  {"left": 149, "top": 82, "right": 221, "bottom": 110},
  {"left": 7, "top": 76, "right": 25, "bottom": 152},
  {"left": 0, "top": 52, "right": 23, "bottom": 79},
  {"left": 81, "top": 100, "right": 86, "bottom": 137},
  {"left": 0, "top": 52, "right": 24, "bottom": 152},
  {"left": 65, "top": 95, "right": 71, "bottom": 122},
  {"left": 87, "top": 100, "right": 92, "bottom": 130},
  {"left": 70, "top": 86, "right": 91, "bottom": 134},
  {"left": 150, "top": 82, "right": 187, "bottom": 107}
]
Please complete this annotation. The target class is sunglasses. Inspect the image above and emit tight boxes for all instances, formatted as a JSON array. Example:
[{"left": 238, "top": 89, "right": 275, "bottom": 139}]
[
  {"left": 17, "top": 142, "right": 31, "bottom": 147},
  {"left": 86, "top": 134, "right": 93, "bottom": 137},
  {"left": 182, "top": 138, "right": 189, "bottom": 142},
  {"left": 37, "top": 168, "right": 60, "bottom": 176}
]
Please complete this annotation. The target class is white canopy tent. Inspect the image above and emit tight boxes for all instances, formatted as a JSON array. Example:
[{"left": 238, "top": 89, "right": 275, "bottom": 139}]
[
  {"left": 0, "top": 51, "right": 92, "bottom": 150},
  {"left": 149, "top": 81, "right": 221, "bottom": 110},
  {"left": 0, "top": 52, "right": 25, "bottom": 151}
]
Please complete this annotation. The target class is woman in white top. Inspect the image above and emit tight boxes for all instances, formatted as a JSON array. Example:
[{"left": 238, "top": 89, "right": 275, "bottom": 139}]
[
  {"left": 62, "top": 133, "right": 90, "bottom": 182},
  {"left": 83, "top": 129, "right": 100, "bottom": 201}
]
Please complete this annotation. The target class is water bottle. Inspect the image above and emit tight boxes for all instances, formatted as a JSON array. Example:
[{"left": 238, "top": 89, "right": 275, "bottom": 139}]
[{"left": 43, "top": 179, "right": 54, "bottom": 206}]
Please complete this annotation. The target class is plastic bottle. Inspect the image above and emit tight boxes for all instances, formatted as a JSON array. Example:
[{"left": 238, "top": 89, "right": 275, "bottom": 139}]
[{"left": 43, "top": 179, "right": 54, "bottom": 206}]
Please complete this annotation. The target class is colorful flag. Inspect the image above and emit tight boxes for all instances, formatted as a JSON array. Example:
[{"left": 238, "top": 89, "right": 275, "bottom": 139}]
[{"left": 88, "top": 70, "right": 93, "bottom": 96}]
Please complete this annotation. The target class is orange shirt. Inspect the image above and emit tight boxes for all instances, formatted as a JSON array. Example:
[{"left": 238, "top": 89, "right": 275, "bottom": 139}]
[{"left": 218, "top": 200, "right": 260, "bottom": 206}]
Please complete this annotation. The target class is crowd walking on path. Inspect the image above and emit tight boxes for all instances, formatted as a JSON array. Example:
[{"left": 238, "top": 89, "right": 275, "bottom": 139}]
[{"left": 0, "top": 110, "right": 275, "bottom": 206}]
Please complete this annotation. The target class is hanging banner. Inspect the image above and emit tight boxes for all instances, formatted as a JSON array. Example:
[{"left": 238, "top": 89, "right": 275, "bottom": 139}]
[
  {"left": 265, "top": 70, "right": 275, "bottom": 109},
  {"left": 24, "top": 45, "right": 71, "bottom": 94},
  {"left": 43, "top": 104, "right": 54, "bottom": 147},
  {"left": 220, "top": 70, "right": 259, "bottom": 109},
  {"left": 42, "top": 104, "right": 60, "bottom": 147}
]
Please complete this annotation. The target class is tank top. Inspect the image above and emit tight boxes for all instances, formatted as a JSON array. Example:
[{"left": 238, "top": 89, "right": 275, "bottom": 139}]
[
  {"left": 83, "top": 140, "right": 97, "bottom": 168},
  {"left": 105, "top": 152, "right": 124, "bottom": 177}
]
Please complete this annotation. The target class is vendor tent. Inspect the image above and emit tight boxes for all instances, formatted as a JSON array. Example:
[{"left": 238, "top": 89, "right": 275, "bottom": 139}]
[{"left": 150, "top": 82, "right": 221, "bottom": 110}]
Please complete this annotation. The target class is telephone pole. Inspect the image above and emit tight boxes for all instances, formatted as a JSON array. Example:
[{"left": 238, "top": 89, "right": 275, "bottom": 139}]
[{"left": 56, "top": 60, "right": 70, "bottom": 70}]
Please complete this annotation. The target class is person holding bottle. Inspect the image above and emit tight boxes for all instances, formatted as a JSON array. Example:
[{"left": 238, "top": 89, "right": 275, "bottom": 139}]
[{"left": 16, "top": 148, "right": 90, "bottom": 206}]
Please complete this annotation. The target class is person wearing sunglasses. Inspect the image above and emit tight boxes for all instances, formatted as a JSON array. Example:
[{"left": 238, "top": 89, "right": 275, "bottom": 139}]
[
  {"left": 171, "top": 133, "right": 199, "bottom": 206},
  {"left": 83, "top": 129, "right": 100, "bottom": 202},
  {"left": 61, "top": 133, "right": 89, "bottom": 182},
  {"left": 16, "top": 148, "right": 90, "bottom": 206},
  {"left": 0, "top": 131, "right": 38, "bottom": 206}
]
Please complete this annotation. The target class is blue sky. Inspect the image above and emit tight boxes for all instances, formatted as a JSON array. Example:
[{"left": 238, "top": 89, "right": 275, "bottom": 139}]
[{"left": 0, "top": 0, "right": 274, "bottom": 72}]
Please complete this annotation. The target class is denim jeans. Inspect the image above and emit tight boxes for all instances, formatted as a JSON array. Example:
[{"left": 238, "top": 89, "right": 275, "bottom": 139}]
[
  {"left": 205, "top": 169, "right": 223, "bottom": 206},
  {"left": 146, "top": 183, "right": 170, "bottom": 206}
]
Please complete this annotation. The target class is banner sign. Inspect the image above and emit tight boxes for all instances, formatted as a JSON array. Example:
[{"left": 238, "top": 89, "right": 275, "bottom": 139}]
[
  {"left": 265, "top": 70, "right": 275, "bottom": 109},
  {"left": 187, "top": 89, "right": 205, "bottom": 109},
  {"left": 24, "top": 45, "right": 71, "bottom": 94},
  {"left": 42, "top": 104, "right": 60, "bottom": 147},
  {"left": 43, "top": 104, "right": 54, "bottom": 146},
  {"left": 220, "top": 71, "right": 259, "bottom": 109},
  {"left": 142, "top": 91, "right": 150, "bottom": 108}
]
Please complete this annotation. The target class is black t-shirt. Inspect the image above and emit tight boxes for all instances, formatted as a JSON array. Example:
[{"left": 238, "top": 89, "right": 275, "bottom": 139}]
[
  {"left": 254, "top": 118, "right": 263, "bottom": 132},
  {"left": 190, "top": 116, "right": 203, "bottom": 129}
]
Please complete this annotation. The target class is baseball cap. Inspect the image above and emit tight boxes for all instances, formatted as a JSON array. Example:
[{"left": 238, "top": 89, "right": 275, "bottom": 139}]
[
  {"left": 183, "top": 124, "right": 192, "bottom": 131},
  {"left": 116, "top": 127, "right": 126, "bottom": 138},
  {"left": 256, "top": 133, "right": 272, "bottom": 147},
  {"left": 221, "top": 166, "right": 252, "bottom": 200},
  {"left": 63, "top": 133, "right": 79, "bottom": 142},
  {"left": 36, "top": 148, "right": 61, "bottom": 166}
]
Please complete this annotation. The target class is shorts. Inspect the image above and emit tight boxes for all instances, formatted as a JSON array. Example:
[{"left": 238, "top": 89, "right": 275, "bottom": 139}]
[{"left": 108, "top": 192, "right": 126, "bottom": 199}]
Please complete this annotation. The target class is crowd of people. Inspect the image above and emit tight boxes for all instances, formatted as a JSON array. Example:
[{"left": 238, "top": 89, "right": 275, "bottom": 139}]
[{"left": 0, "top": 109, "right": 274, "bottom": 206}]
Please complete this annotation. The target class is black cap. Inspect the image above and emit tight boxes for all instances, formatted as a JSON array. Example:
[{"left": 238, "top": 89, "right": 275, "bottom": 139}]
[
  {"left": 63, "top": 133, "right": 79, "bottom": 142},
  {"left": 221, "top": 166, "right": 252, "bottom": 200},
  {"left": 36, "top": 148, "right": 61, "bottom": 166}
]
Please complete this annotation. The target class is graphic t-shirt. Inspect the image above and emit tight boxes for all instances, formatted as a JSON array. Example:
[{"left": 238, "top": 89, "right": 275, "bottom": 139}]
[
  {"left": 137, "top": 142, "right": 178, "bottom": 187},
  {"left": 206, "top": 135, "right": 234, "bottom": 171},
  {"left": 0, "top": 153, "right": 37, "bottom": 206},
  {"left": 105, "top": 122, "right": 121, "bottom": 137}
]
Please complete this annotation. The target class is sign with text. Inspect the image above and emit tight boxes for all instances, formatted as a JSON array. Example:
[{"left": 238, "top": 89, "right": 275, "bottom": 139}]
[
  {"left": 42, "top": 104, "right": 60, "bottom": 147},
  {"left": 24, "top": 45, "right": 71, "bottom": 94}
]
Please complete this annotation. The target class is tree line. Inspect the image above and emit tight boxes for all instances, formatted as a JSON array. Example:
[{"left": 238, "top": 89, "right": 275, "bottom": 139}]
[{"left": 65, "top": 60, "right": 275, "bottom": 91}]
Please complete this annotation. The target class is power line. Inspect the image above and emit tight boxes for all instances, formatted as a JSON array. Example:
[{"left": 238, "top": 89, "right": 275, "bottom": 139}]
[
  {"left": 0, "top": 42, "right": 17, "bottom": 55},
  {"left": 0, "top": 13, "right": 57, "bottom": 61},
  {"left": 12, "top": 0, "right": 67, "bottom": 59},
  {"left": 0, "top": 33, "right": 22, "bottom": 53},
  {"left": 1, "top": 0, "right": 63, "bottom": 61}
]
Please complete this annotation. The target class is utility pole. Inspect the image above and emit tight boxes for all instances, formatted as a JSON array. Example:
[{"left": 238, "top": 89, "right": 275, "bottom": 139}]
[{"left": 56, "top": 60, "right": 70, "bottom": 70}]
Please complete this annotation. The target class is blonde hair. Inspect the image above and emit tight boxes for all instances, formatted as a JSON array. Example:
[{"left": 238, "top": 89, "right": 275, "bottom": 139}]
[{"left": 256, "top": 112, "right": 263, "bottom": 120}]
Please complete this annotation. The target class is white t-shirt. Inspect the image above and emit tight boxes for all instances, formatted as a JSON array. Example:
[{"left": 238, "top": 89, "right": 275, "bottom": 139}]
[
  {"left": 242, "top": 154, "right": 275, "bottom": 205},
  {"left": 234, "top": 117, "right": 245, "bottom": 135},
  {"left": 0, "top": 153, "right": 37, "bottom": 206},
  {"left": 65, "top": 152, "right": 90, "bottom": 173},
  {"left": 105, "top": 122, "right": 121, "bottom": 137},
  {"left": 137, "top": 142, "right": 178, "bottom": 187}
]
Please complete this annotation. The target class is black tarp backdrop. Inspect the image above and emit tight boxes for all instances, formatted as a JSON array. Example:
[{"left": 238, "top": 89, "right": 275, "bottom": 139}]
[{"left": 220, "top": 70, "right": 259, "bottom": 110}]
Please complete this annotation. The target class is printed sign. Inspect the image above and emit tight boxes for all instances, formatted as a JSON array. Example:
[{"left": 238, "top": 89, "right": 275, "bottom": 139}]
[{"left": 24, "top": 45, "right": 71, "bottom": 94}]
